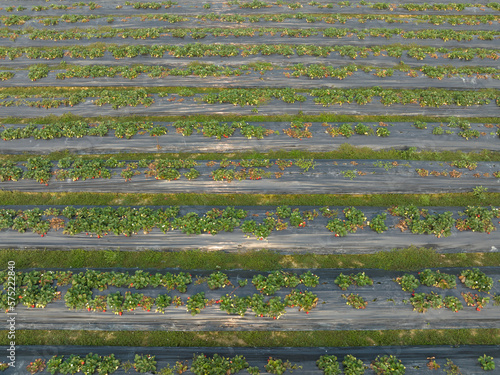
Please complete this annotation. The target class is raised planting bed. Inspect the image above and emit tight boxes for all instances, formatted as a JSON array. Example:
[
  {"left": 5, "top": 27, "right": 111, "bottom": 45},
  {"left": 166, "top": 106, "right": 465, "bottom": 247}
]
[
  {"left": 1, "top": 205, "right": 500, "bottom": 252},
  {"left": 2, "top": 28, "right": 498, "bottom": 50},
  {"left": 2, "top": 0, "right": 500, "bottom": 16},
  {"left": 0, "top": 88, "right": 499, "bottom": 118},
  {"left": 2, "top": 63, "right": 500, "bottom": 90},
  {"left": 3, "top": 157, "right": 500, "bottom": 194},
  {"left": 1, "top": 119, "right": 499, "bottom": 154},
  {"left": 1, "top": 268, "right": 499, "bottom": 331},
  {"left": 3, "top": 13, "right": 500, "bottom": 31},
  {"left": 1, "top": 345, "right": 498, "bottom": 375},
  {"left": 0, "top": 44, "right": 499, "bottom": 69}
]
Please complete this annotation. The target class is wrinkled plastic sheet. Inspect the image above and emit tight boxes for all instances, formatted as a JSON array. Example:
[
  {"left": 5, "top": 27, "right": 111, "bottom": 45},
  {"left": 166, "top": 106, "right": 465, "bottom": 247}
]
[
  {"left": 0, "top": 0, "right": 492, "bottom": 17},
  {"left": 1, "top": 96, "right": 498, "bottom": 118},
  {"left": 0, "top": 121, "right": 498, "bottom": 154},
  {"left": 0, "top": 205, "right": 499, "bottom": 253},
  {"left": 4, "top": 69, "right": 500, "bottom": 90},
  {"left": 1, "top": 160, "right": 500, "bottom": 194},
  {"left": 8, "top": 267, "right": 500, "bottom": 332},
  {"left": 2, "top": 34, "right": 497, "bottom": 49},
  {"left": 3, "top": 345, "right": 498, "bottom": 375},
  {"left": 1, "top": 52, "right": 499, "bottom": 69}
]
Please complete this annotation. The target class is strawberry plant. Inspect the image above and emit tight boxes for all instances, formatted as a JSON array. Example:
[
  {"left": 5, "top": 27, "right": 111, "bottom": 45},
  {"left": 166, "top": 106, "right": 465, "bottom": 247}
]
[
  {"left": 191, "top": 354, "right": 249, "bottom": 375},
  {"left": 0, "top": 162, "right": 22, "bottom": 182},
  {"left": 64, "top": 284, "right": 92, "bottom": 310},
  {"left": 335, "top": 272, "right": 373, "bottom": 290},
  {"left": 88, "top": 295, "right": 107, "bottom": 312},
  {"left": 23, "top": 157, "right": 52, "bottom": 184},
  {"left": 207, "top": 271, "right": 232, "bottom": 289},
  {"left": 327, "top": 207, "right": 366, "bottom": 236},
  {"left": 327, "top": 218, "right": 349, "bottom": 237},
  {"left": 186, "top": 292, "right": 207, "bottom": 315},
  {"left": 284, "top": 289, "right": 318, "bottom": 312},
  {"left": 107, "top": 292, "right": 124, "bottom": 315},
  {"left": 250, "top": 294, "right": 286, "bottom": 319},
  {"left": 58, "top": 354, "right": 84, "bottom": 374},
  {"left": 26, "top": 359, "right": 46, "bottom": 374},
  {"left": 456, "top": 206, "right": 498, "bottom": 233},
  {"left": 478, "top": 355, "right": 495, "bottom": 371},
  {"left": 394, "top": 274, "right": 420, "bottom": 292},
  {"left": 28, "top": 64, "right": 49, "bottom": 81},
  {"left": 317, "top": 355, "right": 340, "bottom": 375},
  {"left": 342, "top": 355, "right": 366, "bottom": 375},
  {"left": 370, "top": 355, "right": 405, "bottom": 375},
  {"left": 342, "top": 293, "right": 368, "bottom": 309},
  {"left": 46, "top": 356, "right": 63, "bottom": 374},
  {"left": 283, "top": 121, "right": 312, "bottom": 139},
  {"left": 123, "top": 292, "right": 143, "bottom": 312},
  {"left": 97, "top": 355, "right": 120, "bottom": 374},
  {"left": 300, "top": 271, "right": 320, "bottom": 287},
  {"left": 461, "top": 292, "right": 490, "bottom": 311},
  {"left": 368, "top": 213, "right": 387, "bottom": 233},
  {"left": 459, "top": 268, "right": 493, "bottom": 292},
  {"left": 133, "top": 354, "right": 156, "bottom": 373},
  {"left": 409, "top": 292, "right": 444, "bottom": 313},
  {"left": 390, "top": 205, "right": 455, "bottom": 238},
  {"left": 419, "top": 269, "right": 456, "bottom": 289},
  {"left": 276, "top": 205, "right": 292, "bottom": 219},
  {"left": 219, "top": 294, "right": 251, "bottom": 316},
  {"left": 154, "top": 295, "right": 172, "bottom": 313},
  {"left": 80, "top": 353, "right": 101, "bottom": 375},
  {"left": 327, "top": 123, "right": 355, "bottom": 138},
  {"left": 129, "top": 270, "right": 152, "bottom": 289},
  {"left": 265, "top": 358, "right": 301, "bottom": 374},
  {"left": 252, "top": 271, "right": 300, "bottom": 295},
  {"left": 443, "top": 296, "right": 463, "bottom": 312}
]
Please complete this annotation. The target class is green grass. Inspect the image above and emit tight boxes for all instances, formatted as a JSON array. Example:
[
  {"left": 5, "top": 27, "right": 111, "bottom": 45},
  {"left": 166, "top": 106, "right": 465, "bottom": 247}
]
[
  {"left": 2, "top": 145, "right": 500, "bottom": 163},
  {"left": 1, "top": 112, "right": 499, "bottom": 125},
  {"left": 2, "top": 247, "right": 499, "bottom": 271},
  {"left": 4, "top": 329, "right": 499, "bottom": 347},
  {"left": 1, "top": 190, "right": 499, "bottom": 206}
]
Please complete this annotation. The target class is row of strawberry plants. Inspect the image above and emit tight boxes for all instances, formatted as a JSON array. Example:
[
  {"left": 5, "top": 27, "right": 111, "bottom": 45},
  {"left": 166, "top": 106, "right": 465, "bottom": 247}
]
[
  {"left": 10, "top": 352, "right": 500, "bottom": 375},
  {"left": 2, "top": 267, "right": 493, "bottom": 295},
  {"left": 73, "top": 289, "right": 319, "bottom": 317},
  {"left": 1, "top": 269, "right": 320, "bottom": 317},
  {"left": 6, "top": 26, "right": 498, "bottom": 42},
  {"left": 15, "top": 351, "right": 493, "bottom": 375},
  {"left": 288, "top": 63, "right": 500, "bottom": 80},
  {"left": 0, "top": 119, "right": 275, "bottom": 140},
  {"left": 2, "top": 268, "right": 497, "bottom": 315},
  {"left": 331, "top": 269, "right": 499, "bottom": 312},
  {"left": 0, "top": 2, "right": 103, "bottom": 12},
  {"left": 395, "top": 268, "right": 494, "bottom": 293},
  {"left": 3, "top": 88, "right": 499, "bottom": 109},
  {"left": 194, "top": 12, "right": 500, "bottom": 25},
  {"left": 223, "top": 0, "right": 500, "bottom": 12},
  {"left": 0, "top": 206, "right": 323, "bottom": 238},
  {"left": 307, "top": 88, "right": 499, "bottom": 107},
  {"left": 1, "top": 0, "right": 499, "bottom": 12},
  {"left": 394, "top": 268, "right": 497, "bottom": 313},
  {"left": 0, "top": 44, "right": 498, "bottom": 61},
  {"left": 2, "top": 281, "right": 498, "bottom": 316},
  {"left": 325, "top": 205, "right": 500, "bottom": 237},
  {"left": 0, "top": 156, "right": 317, "bottom": 183},
  {"left": 3, "top": 13, "right": 499, "bottom": 26},
  {"left": 1, "top": 119, "right": 494, "bottom": 141},
  {"left": 0, "top": 205, "right": 498, "bottom": 238},
  {"left": 388, "top": 205, "right": 499, "bottom": 237},
  {"left": 13, "top": 63, "right": 500, "bottom": 82},
  {"left": 1, "top": 269, "right": 319, "bottom": 294}
]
